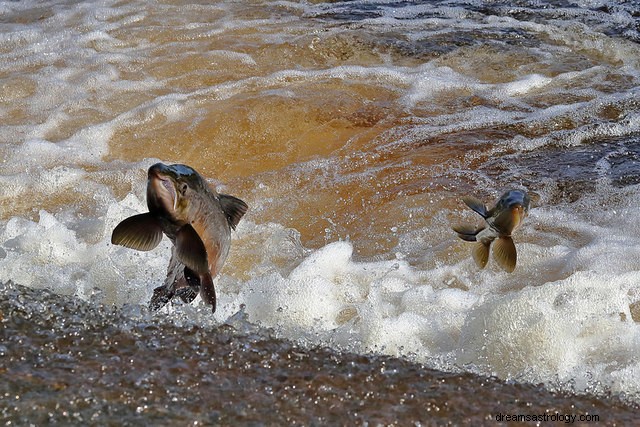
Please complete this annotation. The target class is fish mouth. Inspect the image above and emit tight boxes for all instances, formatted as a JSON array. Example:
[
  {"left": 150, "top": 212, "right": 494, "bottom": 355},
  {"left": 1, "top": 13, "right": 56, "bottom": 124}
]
[
  {"left": 492, "top": 202, "right": 527, "bottom": 235},
  {"left": 147, "top": 163, "right": 178, "bottom": 214},
  {"left": 510, "top": 203, "right": 524, "bottom": 213},
  {"left": 508, "top": 204, "right": 526, "bottom": 229}
]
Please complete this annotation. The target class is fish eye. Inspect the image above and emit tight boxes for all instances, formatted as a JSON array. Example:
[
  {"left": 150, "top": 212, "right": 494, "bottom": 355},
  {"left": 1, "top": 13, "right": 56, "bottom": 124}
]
[{"left": 180, "top": 183, "right": 188, "bottom": 195}]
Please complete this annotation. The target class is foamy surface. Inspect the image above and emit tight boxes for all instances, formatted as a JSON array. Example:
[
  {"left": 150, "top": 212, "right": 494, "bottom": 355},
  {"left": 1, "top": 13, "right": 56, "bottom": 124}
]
[
  {"left": 5, "top": 281, "right": 637, "bottom": 425},
  {"left": 1, "top": 0, "right": 640, "bottom": 417}
]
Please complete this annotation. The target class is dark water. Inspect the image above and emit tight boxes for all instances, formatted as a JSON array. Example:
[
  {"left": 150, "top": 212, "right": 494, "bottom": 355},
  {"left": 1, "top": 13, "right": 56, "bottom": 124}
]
[{"left": 1, "top": 282, "right": 636, "bottom": 426}]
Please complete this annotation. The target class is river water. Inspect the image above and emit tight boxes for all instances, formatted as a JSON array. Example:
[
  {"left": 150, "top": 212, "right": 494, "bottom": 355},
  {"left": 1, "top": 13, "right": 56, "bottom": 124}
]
[{"left": 1, "top": 0, "right": 640, "bottom": 424}]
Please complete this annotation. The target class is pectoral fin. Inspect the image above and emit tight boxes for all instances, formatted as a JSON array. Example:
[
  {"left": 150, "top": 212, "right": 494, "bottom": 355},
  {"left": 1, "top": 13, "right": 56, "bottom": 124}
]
[
  {"left": 219, "top": 194, "right": 248, "bottom": 230},
  {"left": 452, "top": 224, "right": 485, "bottom": 242},
  {"left": 472, "top": 241, "right": 490, "bottom": 269},
  {"left": 493, "top": 236, "right": 517, "bottom": 273},
  {"left": 462, "top": 196, "right": 488, "bottom": 218},
  {"left": 111, "top": 213, "right": 163, "bottom": 251},
  {"left": 199, "top": 273, "right": 216, "bottom": 313},
  {"left": 176, "top": 224, "right": 209, "bottom": 275}
]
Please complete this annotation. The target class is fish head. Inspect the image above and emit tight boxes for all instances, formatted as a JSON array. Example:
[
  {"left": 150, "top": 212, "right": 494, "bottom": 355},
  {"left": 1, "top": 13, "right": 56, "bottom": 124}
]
[
  {"left": 146, "top": 163, "right": 209, "bottom": 222},
  {"left": 490, "top": 189, "right": 530, "bottom": 235}
]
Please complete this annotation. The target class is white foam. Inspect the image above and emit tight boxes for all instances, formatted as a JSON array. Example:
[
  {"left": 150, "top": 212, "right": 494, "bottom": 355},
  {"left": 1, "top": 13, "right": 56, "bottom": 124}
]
[
  {"left": 211, "top": 186, "right": 640, "bottom": 400},
  {"left": 458, "top": 270, "right": 640, "bottom": 395},
  {"left": 208, "top": 50, "right": 257, "bottom": 66},
  {"left": 3, "top": 184, "right": 640, "bottom": 401},
  {"left": 7, "top": 125, "right": 112, "bottom": 169}
]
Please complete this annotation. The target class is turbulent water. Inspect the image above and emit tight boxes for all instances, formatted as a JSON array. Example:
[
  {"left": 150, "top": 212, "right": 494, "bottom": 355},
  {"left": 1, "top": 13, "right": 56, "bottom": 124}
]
[
  {"left": 3, "top": 282, "right": 638, "bottom": 426},
  {"left": 2, "top": 0, "right": 640, "bottom": 423}
]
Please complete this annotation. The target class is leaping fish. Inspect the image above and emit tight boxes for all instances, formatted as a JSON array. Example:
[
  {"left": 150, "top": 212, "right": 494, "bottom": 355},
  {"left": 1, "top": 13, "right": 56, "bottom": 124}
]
[
  {"left": 452, "top": 189, "right": 529, "bottom": 272},
  {"left": 111, "top": 162, "right": 248, "bottom": 312}
]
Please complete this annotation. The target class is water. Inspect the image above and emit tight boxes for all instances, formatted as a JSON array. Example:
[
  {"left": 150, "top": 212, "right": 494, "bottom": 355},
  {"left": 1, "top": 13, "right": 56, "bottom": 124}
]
[
  {"left": 2, "top": 282, "right": 637, "bottom": 426},
  {"left": 1, "top": 0, "right": 640, "bottom": 423}
]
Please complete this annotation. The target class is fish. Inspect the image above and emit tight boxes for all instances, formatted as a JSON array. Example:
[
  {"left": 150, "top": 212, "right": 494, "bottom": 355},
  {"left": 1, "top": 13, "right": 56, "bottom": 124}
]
[
  {"left": 452, "top": 189, "right": 530, "bottom": 272},
  {"left": 111, "top": 162, "right": 248, "bottom": 312}
]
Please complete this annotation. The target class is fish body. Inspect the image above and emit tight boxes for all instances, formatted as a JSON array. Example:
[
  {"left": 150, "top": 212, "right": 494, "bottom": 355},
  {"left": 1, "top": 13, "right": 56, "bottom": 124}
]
[
  {"left": 111, "top": 163, "right": 248, "bottom": 312},
  {"left": 453, "top": 189, "right": 529, "bottom": 272}
]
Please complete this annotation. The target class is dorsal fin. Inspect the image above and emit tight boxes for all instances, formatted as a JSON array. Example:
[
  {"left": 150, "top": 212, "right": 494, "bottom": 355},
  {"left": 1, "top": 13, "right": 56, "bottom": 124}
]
[{"left": 219, "top": 194, "right": 248, "bottom": 230}]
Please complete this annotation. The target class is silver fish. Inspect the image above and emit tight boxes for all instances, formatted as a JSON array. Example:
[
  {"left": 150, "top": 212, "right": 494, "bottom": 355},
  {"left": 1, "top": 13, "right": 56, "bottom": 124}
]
[
  {"left": 111, "top": 163, "right": 248, "bottom": 312},
  {"left": 452, "top": 189, "right": 530, "bottom": 272}
]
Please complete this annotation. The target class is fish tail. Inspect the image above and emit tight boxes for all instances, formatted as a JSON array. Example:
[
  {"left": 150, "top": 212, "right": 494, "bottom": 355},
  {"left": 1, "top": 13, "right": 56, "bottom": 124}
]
[
  {"left": 493, "top": 236, "right": 517, "bottom": 273},
  {"left": 472, "top": 241, "right": 490, "bottom": 269},
  {"left": 452, "top": 224, "right": 486, "bottom": 242},
  {"left": 200, "top": 274, "right": 217, "bottom": 313}
]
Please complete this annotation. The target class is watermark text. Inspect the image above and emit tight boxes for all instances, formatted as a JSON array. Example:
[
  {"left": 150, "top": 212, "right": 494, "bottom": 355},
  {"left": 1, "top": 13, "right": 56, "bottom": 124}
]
[{"left": 495, "top": 412, "right": 599, "bottom": 424}]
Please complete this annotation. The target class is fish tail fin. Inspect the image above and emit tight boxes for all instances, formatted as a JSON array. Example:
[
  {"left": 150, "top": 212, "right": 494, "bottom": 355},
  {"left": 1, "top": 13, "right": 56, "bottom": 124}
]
[
  {"left": 493, "top": 236, "right": 517, "bottom": 273},
  {"left": 176, "top": 287, "right": 198, "bottom": 304},
  {"left": 199, "top": 274, "right": 217, "bottom": 313},
  {"left": 452, "top": 224, "right": 485, "bottom": 242},
  {"left": 472, "top": 241, "right": 490, "bottom": 269}
]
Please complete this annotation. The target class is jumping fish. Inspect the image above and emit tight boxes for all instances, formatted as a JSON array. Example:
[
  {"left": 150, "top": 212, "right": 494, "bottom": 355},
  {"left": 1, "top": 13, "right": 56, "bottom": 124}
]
[
  {"left": 452, "top": 189, "right": 530, "bottom": 272},
  {"left": 111, "top": 163, "right": 248, "bottom": 312}
]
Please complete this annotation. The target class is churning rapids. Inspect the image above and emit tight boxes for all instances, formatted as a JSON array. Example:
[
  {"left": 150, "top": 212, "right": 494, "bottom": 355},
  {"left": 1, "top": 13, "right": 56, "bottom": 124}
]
[{"left": 2, "top": 0, "right": 640, "bottom": 424}]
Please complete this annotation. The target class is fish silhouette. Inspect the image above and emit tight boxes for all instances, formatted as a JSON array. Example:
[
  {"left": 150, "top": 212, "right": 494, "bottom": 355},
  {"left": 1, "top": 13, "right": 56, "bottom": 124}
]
[{"left": 453, "top": 189, "right": 529, "bottom": 272}]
